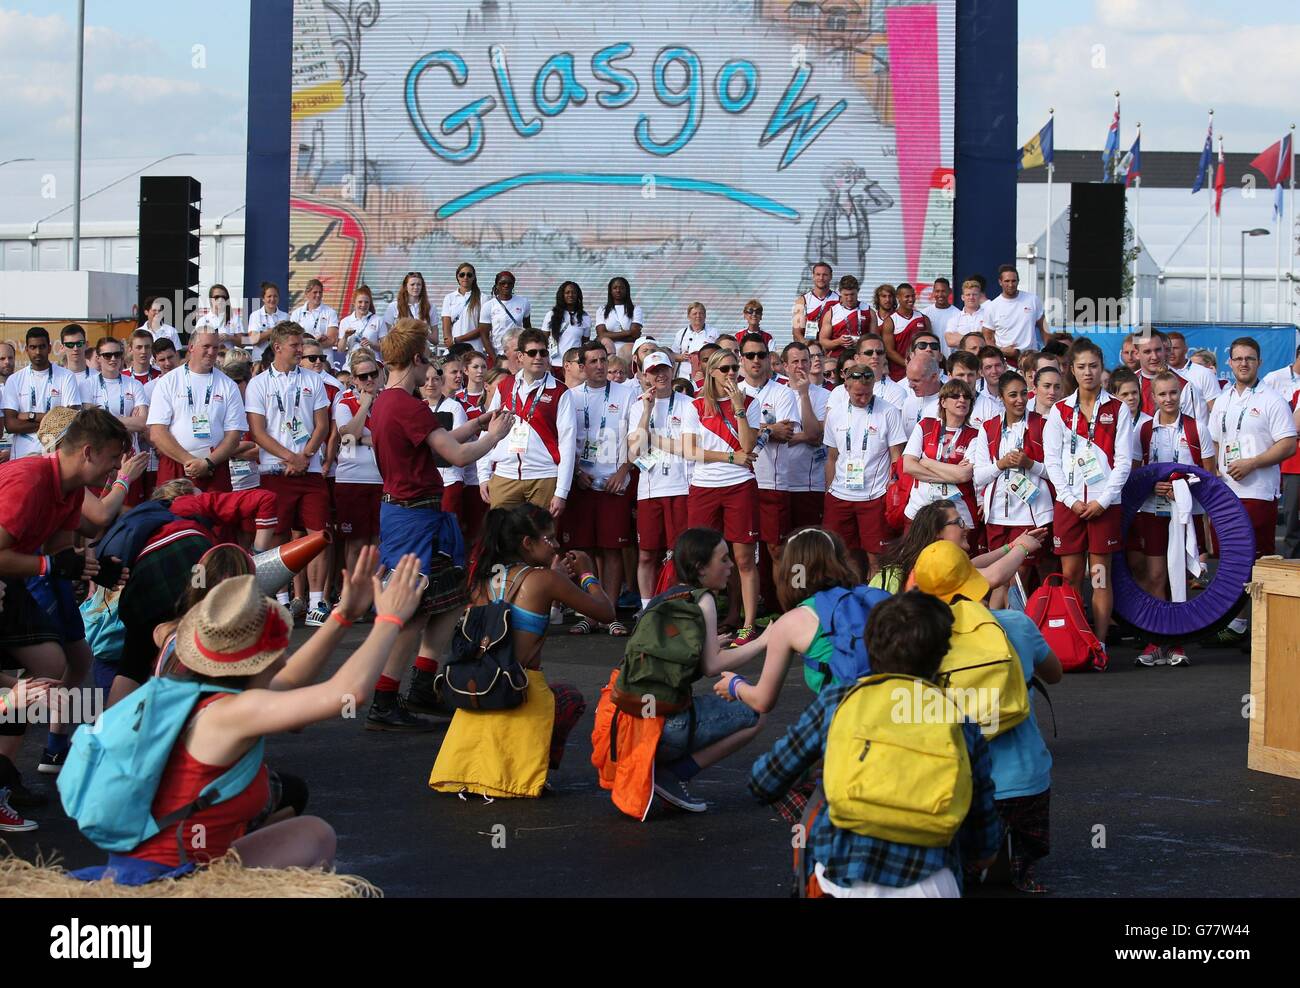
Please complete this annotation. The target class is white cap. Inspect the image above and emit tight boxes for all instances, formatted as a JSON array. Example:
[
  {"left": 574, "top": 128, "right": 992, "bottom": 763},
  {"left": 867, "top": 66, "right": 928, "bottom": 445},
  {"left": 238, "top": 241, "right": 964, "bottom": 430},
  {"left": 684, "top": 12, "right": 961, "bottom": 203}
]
[{"left": 641, "top": 351, "right": 672, "bottom": 372}]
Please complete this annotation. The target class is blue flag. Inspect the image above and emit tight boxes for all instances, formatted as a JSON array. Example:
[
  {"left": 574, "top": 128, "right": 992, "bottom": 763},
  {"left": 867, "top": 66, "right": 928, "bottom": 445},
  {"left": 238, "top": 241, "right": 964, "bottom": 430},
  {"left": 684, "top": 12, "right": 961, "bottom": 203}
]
[
  {"left": 1192, "top": 124, "right": 1213, "bottom": 194},
  {"left": 1102, "top": 105, "right": 1120, "bottom": 182}
]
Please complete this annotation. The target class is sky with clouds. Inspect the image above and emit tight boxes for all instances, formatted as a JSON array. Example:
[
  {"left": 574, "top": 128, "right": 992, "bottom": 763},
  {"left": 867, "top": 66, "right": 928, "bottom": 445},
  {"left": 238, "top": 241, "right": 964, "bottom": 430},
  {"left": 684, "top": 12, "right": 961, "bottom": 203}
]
[{"left": 0, "top": 0, "right": 1295, "bottom": 164}]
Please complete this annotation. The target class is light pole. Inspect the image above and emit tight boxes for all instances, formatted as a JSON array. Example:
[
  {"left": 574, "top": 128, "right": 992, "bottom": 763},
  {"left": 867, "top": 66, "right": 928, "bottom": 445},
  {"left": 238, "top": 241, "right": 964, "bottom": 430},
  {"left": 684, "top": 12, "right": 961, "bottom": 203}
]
[
  {"left": 72, "top": 0, "right": 85, "bottom": 271},
  {"left": 1242, "top": 228, "right": 1270, "bottom": 323}
]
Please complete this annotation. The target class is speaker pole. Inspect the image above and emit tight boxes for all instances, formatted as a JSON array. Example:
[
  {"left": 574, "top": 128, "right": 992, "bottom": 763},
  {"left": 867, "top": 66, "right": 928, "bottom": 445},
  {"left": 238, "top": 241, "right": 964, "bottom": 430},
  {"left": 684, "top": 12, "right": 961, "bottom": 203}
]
[
  {"left": 71, "top": 0, "right": 85, "bottom": 272},
  {"left": 1205, "top": 109, "right": 1214, "bottom": 322},
  {"left": 1132, "top": 121, "right": 1141, "bottom": 330},
  {"left": 1216, "top": 134, "right": 1224, "bottom": 322},
  {"left": 1045, "top": 108, "right": 1054, "bottom": 328}
]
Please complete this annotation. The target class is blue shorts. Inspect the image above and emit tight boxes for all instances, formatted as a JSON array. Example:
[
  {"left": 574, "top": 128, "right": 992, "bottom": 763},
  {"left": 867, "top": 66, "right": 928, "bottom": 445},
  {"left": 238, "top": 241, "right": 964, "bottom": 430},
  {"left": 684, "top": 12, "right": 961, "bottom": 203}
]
[
  {"left": 378, "top": 501, "right": 465, "bottom": 571},
  {"left": 657, "top": 693, "right": 759, "bottom": 763},
  {"left": 25, "top": 576, "right": 85, "bottom": 644}
]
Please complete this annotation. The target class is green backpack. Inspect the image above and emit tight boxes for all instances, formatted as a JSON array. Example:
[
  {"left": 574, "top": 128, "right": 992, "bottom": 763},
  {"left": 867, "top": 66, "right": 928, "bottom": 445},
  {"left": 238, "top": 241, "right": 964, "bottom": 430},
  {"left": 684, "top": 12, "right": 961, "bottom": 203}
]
[{"left": 612, "top": 585, "right": 709, "bottom": 717}]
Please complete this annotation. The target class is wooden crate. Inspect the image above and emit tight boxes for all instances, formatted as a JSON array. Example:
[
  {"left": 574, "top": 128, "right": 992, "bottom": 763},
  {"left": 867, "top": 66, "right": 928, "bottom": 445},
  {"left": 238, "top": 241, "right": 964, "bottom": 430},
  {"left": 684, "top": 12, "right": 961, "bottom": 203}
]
[{"left": 1248, "top": 558, "right": 1300, "bottom": 779}]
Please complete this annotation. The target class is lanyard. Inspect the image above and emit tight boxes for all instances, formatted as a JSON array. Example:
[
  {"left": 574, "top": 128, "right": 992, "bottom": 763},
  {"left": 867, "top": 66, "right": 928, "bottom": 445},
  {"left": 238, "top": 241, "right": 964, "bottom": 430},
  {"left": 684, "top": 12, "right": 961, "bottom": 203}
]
[
  {"left": 845, "top": 399, "right": 875, "bottom": 454},
  {"left": 582, "top": 382, "right": 611, "bottom": 438},
  {"left": 185, "top": 366, "right": 214, "bottom": 413},
  {"left": 272, "top": 367, "right": 303, "bottom": 421},
  {"left": 650, "top": 390, "right": 676, "bottom": 435},
  {"left": 1152, "top": 416, "right": 1184, "bottom": 464},
  {"left": 511, "top": 373, "right": 551, "bottom": 424},
  {"left": 1001, "top": 415, "right": 1025, "bottom": 515},
  {"left": 99, "top": 374, "right": 125, "bottom": 415},
  {"left": 1220, "top": 387, "right": 1253, "bottom": 438},
  {"left": 1067, "top": 397, "right": 1101, "bottom": 486},
  {"left": 29, "top": 368, "right": 52, "bottom": 413}
]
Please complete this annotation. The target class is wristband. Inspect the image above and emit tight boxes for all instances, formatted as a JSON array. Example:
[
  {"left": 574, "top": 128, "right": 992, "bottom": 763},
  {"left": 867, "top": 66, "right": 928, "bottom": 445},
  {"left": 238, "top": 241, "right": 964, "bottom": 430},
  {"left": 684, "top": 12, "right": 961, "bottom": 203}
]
[
  {"left": 728, "top": 674, "right": 749, "bottom": 699},
  {"left": 728, "top": 450, "right": 735, "bottom": 464},
  {"left": 330, "top": 611, "right": 354, "bottom": 628},
  {"left": 204, "top": 457, "right": 216, "bottom": 472},
  {"left": 112, "top": 477, "right": 131, "bottom": 493},
  {"left": 37, "top": 555, "right": 50, "bottom": 577},
  {"left": 374, "top": 613, "right": 404, "bottom": 629}
]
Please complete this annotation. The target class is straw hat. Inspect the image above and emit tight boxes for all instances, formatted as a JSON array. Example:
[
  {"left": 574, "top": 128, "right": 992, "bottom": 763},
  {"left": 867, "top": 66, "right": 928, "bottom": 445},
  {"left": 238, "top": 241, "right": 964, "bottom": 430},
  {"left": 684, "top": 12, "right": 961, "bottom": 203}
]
[
  {"left": 174, "top": 574, "right": 292, "bottom": 678},
  {"left": 37, "top": 406, "right": 78, "bottom": 453}
]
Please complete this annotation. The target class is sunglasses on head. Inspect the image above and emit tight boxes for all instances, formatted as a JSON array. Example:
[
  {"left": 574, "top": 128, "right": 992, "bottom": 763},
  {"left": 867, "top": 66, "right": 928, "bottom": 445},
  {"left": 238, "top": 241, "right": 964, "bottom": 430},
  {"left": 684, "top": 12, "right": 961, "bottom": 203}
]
[
  {"left": 523, "top": 348, "right": 548, "bottom": 359},
  {"left": 354, "top": 370, "right": 378, "bottom": 381},
  {"left": 742, "top": 351, "right": 768, "bottom": 360},
  {"left": 846, "top": 370, "right": 874, "bottom": 381}
]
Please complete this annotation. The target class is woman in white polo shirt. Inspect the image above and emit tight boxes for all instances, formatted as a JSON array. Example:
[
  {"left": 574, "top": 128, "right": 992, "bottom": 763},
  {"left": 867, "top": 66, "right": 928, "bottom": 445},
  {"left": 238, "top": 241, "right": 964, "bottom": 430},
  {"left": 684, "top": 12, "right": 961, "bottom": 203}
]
[
  {"left": 195, "top": 284, "right": 244, "bottom": 344},
  {"left": 544, "top": 281, "right": 591, "bottom": 370},
  {"left": 380, "top": 271, "right": 432, "bottom": 337},
  {"left": 478, "top": 270, "right": 532, "bottom": 360},
  {"left": 333, "top": 350, "right": 384, "bottom": 577},
  {"left": 290, "top": 278, "right": 341, "bottom": 358},
  {"left": 339, "top": 285, "right": 383, "bottom": 356},
  {"left": 441, "top": 262, "right": 489, "bottom": 353},
  {"left": 594, "top": 277, "right": 643, "bottom": 358}
]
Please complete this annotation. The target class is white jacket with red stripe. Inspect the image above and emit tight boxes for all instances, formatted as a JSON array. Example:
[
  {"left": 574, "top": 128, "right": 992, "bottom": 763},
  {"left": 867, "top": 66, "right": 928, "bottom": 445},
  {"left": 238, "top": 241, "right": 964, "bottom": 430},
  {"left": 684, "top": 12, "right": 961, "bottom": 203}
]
[{"left": 484, "top": 372, "right": 577, "bottom": 499}]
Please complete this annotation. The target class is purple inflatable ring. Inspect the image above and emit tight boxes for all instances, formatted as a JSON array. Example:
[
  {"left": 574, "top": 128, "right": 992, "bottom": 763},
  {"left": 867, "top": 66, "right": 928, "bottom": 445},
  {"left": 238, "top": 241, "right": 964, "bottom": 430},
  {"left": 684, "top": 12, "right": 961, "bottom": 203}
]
[{"left": 1112, "top": 463, "right": 1252, "bottom": 642}]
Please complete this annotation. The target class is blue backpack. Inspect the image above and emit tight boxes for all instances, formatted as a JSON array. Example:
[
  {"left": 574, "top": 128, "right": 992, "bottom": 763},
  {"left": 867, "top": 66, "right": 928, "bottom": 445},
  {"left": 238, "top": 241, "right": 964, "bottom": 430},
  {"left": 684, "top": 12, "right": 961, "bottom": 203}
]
[
  {"left": 807, "top": 585, "right": 893, "bottom": 691},
  {"left": 92, "top": 499, "right": 215, "bottom": 588},
  {"left": 57, "top": 678, "right": 264, "bottom": 855}
]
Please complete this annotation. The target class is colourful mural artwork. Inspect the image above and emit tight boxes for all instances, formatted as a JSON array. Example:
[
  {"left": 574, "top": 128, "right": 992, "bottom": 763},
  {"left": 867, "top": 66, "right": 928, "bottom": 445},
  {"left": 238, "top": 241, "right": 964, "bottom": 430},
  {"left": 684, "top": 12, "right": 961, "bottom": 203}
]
[{"left": 288, "top": 0, "right": 954, "bottom": 338}]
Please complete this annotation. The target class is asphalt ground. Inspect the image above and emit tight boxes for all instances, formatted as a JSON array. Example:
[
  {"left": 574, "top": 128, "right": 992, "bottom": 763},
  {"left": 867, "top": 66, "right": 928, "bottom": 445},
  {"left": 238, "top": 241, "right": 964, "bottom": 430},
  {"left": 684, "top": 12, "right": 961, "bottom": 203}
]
[{"left": 6, "top": 612, "right": 1300, "bottom": 898}]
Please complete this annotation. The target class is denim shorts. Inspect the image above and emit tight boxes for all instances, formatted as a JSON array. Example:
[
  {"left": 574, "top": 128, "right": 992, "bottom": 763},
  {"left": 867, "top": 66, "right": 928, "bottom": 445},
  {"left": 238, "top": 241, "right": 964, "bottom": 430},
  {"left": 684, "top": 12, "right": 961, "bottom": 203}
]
[{"left": 657, "top": 693, "right": 759, "bottom": 763}]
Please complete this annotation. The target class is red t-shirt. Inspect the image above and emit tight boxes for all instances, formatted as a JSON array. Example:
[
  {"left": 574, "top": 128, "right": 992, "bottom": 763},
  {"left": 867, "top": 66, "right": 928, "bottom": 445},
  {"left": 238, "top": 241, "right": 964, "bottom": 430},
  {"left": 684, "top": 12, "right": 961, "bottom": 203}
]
[
  {"left": 0, "top": 453, "right": 85, "bottom": 553},
  {"left": 369, "top": 387, "right": 445, "bottom": 501}
]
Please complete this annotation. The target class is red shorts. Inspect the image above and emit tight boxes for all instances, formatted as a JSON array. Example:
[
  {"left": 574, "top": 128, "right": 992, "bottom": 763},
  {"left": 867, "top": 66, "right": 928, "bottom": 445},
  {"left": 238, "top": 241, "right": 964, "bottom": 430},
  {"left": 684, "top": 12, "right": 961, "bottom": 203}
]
[
  {"left": 333, "top": 482, "right": 382, "bottom": 540},
  {"left": 637, "top": 494, "right": 690, "bottom": 553},
  {"left": 461, "top": 482, "right": 489, "bottom": 543},
  {"left": 1131, "top": 512, "right": 1172, "bottom": 557},
  {"left": 822, "top": 493, "right": 887, "bottom": 554},
  {"left": 441, "top": 481, "right": 464, "bottom": 517},
  {"left": 1052, "top": 502, "right": 1123, "bottom": 556},
  {"left": 789, "top": 490, "right": 825, "bottom": 530},
  {"left": 758, "top": 488, "right": 791, "bottom": 545},
  {"left": 1242, "top": 497, "right": 1279, "bottom": 558},
  {"left": 561, "top": 486, "right": 634, "bottom": 549},
  {"left": 262, "top": 473, "right": 331, "bottom": 534},
  {"left": 155, "top": 454, "right": 232, "bottom": 494},
  {"left": 687, "top": 480, "right": 760, "bottom": 545},
  {"left": 985, "top": 522, "right": 1044, "bottom": 566}
]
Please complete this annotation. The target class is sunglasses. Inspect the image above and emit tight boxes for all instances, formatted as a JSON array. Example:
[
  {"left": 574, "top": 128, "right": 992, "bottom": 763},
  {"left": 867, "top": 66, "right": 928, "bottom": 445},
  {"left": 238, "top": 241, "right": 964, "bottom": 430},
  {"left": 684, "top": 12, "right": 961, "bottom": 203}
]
[
  {"left": 523, "top": 348, "right": 548, "bottom": 358},
  {"left": 354, "top": 370, "right": 378, "bottom": 381},
  {"left": 99, "top": 350, "right": 124, "bottom": 359},
  {"left": 717, "top": 364, "right": 739, "bottom": 374},
  {"left": 859, "top": 348, "right": 885, "bottom": 357},
  {"left": 846, "top": 370, "right": 874, "bottom": 381},
  {"left": 744, "top": 307, "right": 762, "bottom": 314},
  {"left": 742, "top": 351, "right": 769, "bottom": 360},
  {"left": 63, "top": 340, "right": 86, "bottom": 348},
  {"left": 457, "top": 271, "right": 474, "bottom": 280},
  {"left": 301, "top": 354, "right": 324, "bottom": 363},
  {"left": 912, "top": 341, "right": 941, "bottom": 351},
  {"left": 211, "top": 294, "right": 229, "bottom": 301}
]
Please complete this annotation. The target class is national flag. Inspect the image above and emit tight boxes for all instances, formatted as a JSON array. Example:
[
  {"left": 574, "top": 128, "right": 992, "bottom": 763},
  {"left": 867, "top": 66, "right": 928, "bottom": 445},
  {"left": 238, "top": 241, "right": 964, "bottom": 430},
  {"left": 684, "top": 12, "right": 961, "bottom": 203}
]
[
  {"left": 1121, "top": 135, "right": 1141, "bottom": 187},
  {"left": 1213, "top": 144, "right": 1226, "bottom": 216},
  {"left": 1250, "top": 134, "right": 1294, "bottom": 219},
  {"left": 1018, "top": 117, "right": 1054, "bottom": 171},
  {"left": 1102, "top": 103, "right": 1120, "bottom": 182},
  {"left": 1191, "top": 121, "right": 1214, "bottom": 194}
]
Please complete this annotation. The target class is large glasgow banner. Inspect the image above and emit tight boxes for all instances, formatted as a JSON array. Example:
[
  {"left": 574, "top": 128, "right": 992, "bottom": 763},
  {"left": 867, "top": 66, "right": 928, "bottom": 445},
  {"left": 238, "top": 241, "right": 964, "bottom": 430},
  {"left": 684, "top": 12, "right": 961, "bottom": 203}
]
[{"left": 288, "top": 0, "right": 955, "bottom": 336}]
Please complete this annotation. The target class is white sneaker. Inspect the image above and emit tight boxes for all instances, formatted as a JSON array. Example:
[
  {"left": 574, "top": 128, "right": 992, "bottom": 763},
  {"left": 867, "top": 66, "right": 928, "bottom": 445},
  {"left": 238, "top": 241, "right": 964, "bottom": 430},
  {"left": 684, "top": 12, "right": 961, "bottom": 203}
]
[
  {"left": 653, "top": 770, "right": 708, "bottom": 813},
  {"left": 1167, "top": 647, "right": 1190, "bottom": 667},
  {"left": 550, "top": 605, "right": 564, "bottom": 625}
]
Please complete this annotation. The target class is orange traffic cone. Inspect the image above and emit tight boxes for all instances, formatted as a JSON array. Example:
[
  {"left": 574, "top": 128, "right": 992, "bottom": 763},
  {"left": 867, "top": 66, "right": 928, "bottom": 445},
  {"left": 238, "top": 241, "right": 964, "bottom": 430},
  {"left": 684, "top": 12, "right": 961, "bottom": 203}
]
[{"left": 253, "top": 530, "right": 331, "bottom": 596}]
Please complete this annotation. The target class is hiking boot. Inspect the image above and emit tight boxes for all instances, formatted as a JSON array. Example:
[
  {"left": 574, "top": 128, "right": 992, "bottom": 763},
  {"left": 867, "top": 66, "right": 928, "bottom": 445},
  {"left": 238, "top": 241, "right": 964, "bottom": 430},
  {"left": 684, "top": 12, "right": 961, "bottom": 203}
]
[
  {"left": 653, "top": 770, "right": 707, "bottom": 813},
  {"left": 37, "top": 748, "right": 66, "bottom": 775},
  {"left": 305, "top": 601, "right": 331, "bottom": 627},
  {"left": 365, "top": 694, "right": 443, "bottom": 732},
  {"left": 403, "top": 669, "right": 452, "bottom": 720},
  {"left": 1135, "top": 643, "right": 1159, "bottom": 667},
  {"left": 0, "top": 789, "right": 37, "bottom": 832},
  {"left": 1167, "top": 646, "right": 1190, "bottom": 667}
]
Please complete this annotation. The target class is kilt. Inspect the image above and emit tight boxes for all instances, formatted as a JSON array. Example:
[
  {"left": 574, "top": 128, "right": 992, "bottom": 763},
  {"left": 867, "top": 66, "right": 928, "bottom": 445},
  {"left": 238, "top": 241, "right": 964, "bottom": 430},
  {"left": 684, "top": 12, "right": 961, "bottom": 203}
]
[{"left": 117, "top": 533, "right": 211, "bottom": 684}]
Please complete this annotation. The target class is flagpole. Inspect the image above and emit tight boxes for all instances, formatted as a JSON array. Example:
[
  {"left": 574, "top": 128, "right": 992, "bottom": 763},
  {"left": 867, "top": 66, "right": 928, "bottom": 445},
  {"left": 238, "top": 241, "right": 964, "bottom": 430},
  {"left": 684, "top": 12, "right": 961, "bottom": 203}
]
[
  {"left": 1045, "top": 108, "right": 1054, "bottom": 324},
  {"left": 1291, "top": 123, "right": 1297, "bottom": 327},
  {"left": 1216, "top": 134, "right": 1224, "bottom": 321},
  {"left": 1132, "top": 122, "right": 1141, "bottom": 327},
  {"left": 1205, "top": 109, "right": 1214, "bottom": 321}
]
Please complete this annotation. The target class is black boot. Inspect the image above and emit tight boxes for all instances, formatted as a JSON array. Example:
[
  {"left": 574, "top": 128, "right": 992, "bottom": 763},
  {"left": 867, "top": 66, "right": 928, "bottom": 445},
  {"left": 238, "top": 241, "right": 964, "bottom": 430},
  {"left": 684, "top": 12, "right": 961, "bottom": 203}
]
[
  {"left": 365, "top": 692, "right": 443, "bottom": 732},
  {"left": 403, "top": 668, "right": 451, "bottom": 719},
  {"left": 0, "top": 755, "right": 46, "bottom": 809}
]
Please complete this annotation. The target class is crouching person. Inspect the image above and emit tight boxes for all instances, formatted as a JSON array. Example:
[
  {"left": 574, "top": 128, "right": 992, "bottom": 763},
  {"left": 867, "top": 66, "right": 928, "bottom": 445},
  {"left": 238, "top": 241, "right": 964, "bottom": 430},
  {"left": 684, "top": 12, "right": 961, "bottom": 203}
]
[{"left": 748, "top": 590, "right": 1000, "bottom": 897}]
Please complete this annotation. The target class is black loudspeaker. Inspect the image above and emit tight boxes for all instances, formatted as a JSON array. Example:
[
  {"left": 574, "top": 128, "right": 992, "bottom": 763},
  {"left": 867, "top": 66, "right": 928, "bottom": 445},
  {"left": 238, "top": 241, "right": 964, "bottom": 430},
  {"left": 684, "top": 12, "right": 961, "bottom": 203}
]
[
  {"left": 139, "top": 176, "right": 201, "bottom": 336},
  {"left": 1067, "top": 183, "right": 1125, "bottom": 323}
]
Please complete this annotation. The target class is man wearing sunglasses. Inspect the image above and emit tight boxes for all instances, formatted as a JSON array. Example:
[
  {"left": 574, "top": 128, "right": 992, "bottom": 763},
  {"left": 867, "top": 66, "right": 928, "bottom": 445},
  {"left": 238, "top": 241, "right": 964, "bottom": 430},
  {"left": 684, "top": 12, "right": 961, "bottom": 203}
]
[
  {"left": 823, "top": 363, "right": 905, "bottom": 576},
  {"left": 738, "top": 333, "right": 800, "bottom": 605},
  {"left": 79, "top": 338, "right": 149, "bottom": 502},
  {"left": 856, "top": 334, "right": 908, "bottom": 410},
  {"left": 2, "top": 327, "right": 82, "bottom": 460},
  {"left": 781, "top": 341, "right": 831, "bottom": 530},
  {"left": 58, "top": 325, "right": 95, "bottom": 384},
  {"left": 481, "top": 327, "right": 576, "bottom": 519}
]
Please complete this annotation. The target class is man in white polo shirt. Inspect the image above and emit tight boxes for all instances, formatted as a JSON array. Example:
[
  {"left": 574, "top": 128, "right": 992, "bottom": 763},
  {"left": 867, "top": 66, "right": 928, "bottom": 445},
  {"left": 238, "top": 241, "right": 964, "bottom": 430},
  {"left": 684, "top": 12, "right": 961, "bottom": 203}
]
[
  {"left": 2, "top": 327, "right": 81, "bottom": 459},
  {"left": 244, "top": 321, "right": 332, "bottom": 621},
  {"left": 983, "top": 265, "right": 1044, "bottom": 362},
  {"left": 139, "top": 296, "right": 182, "bottom": 351},
  {"left": 781, "top": 341, "right": 830, "bottom": 530},
  {"left": 1168, "top": 330, "right": 1221, "bottom": 408},
  {"left": 1208, "top": 336, "right": 1298, "bottom": 646},
  {"left": 921, "top": 278, "right": 959, "bottom": 357},
  {"left": 823, "top": 362, "right": 906, "bottom": 576},
  {"left": 146, "top": 330, "right": 247, "bottom": 493},
  {"left": 80, "top": 336, "right": 148, "bottom": 503}
]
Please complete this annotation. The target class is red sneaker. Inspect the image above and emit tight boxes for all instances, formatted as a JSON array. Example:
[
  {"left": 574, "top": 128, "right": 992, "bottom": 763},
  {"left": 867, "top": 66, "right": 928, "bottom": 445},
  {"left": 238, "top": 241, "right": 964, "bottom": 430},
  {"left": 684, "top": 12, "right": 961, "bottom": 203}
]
[{"left": 0, "top": 788, "right": 37, "bottom": 832}]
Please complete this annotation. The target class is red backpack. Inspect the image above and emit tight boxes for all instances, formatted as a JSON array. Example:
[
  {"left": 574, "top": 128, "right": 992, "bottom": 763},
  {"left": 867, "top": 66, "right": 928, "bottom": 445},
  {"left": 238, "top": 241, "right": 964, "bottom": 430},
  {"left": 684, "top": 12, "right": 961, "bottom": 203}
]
[
  {"left": 1024, "top": 574, "right": 1108, "bottom": 672},
  {"left": 883, "top": 458, "right": 911, "bottom": 535}
]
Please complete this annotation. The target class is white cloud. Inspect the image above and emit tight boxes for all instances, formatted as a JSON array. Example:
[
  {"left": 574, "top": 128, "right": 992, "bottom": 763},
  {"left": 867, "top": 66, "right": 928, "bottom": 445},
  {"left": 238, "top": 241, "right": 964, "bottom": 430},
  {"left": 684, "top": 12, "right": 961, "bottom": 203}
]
[
  {"left": 1095, "top": 0, "right": 1226, "bottom": 33},
  {"left": 93, "top": 73, "right": 205, "bottom": 100},
  {"left": 0, "top": 7, "right": 68, "bottom": 54}
]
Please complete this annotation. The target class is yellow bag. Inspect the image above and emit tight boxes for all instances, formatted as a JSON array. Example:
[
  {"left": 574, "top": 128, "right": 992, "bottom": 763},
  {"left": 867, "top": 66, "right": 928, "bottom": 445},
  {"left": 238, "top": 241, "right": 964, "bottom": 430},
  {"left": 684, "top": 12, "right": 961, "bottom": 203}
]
[
  {"left": 428, "top": 670, "right": 555, "bottom": 799},
  {"left": 823, "top": 674, "right": 972, "bottom": 847},
  {"left": 933, "top": 600, "right": 1029, "bottom": 738}
]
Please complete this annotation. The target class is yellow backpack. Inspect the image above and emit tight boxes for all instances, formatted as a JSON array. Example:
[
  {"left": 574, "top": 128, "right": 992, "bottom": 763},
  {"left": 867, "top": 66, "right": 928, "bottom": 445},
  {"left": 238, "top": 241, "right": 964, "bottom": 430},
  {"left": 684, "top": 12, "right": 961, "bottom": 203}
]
[
  {"left": 823, "top": 674, "right": 973, "bottom": 847},
  {"left": 933, "top": 600, "right": 1029, "bottom": 739}
]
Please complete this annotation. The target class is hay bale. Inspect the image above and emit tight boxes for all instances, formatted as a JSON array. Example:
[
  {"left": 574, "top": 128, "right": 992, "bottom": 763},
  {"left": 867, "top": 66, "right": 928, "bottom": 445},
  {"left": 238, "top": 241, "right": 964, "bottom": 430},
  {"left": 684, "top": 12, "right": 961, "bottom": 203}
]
[{"left": 0, "top": 847, "right": 382, "bottom": 898}]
